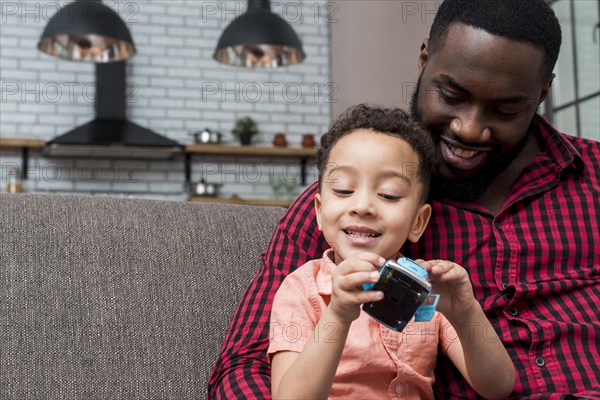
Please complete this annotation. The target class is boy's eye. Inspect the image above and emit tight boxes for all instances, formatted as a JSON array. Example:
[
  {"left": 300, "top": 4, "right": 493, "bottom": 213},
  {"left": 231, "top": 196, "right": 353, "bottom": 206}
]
[
  {"left": 333, "top": 189, "right": 353, "bottom": 196},
  {"left": 380, "top": 194, "right": 400, "bottom": 201}
]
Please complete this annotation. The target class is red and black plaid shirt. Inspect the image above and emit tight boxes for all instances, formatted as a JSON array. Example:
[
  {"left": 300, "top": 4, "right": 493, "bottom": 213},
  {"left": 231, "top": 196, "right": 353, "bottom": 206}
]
[{"left": 208, "top": 116, "right": 600, "bottom": 399}]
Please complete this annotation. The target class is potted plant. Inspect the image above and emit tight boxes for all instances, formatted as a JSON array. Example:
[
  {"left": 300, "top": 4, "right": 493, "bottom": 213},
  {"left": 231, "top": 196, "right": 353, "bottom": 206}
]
[{"left": 231, "top": 116, "right": 259, "bottom": 146}]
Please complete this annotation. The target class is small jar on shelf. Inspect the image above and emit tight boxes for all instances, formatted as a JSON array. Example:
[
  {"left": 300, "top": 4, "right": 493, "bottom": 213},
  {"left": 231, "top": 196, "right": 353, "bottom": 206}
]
[{"left": 5, "top": 167, "right": 23, "bottom": 193}]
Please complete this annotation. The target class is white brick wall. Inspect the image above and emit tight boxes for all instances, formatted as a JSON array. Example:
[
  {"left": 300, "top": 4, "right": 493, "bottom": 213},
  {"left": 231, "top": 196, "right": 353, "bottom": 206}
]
[{"left": 0, "top": 0, "right": 329, "bottom": 200}]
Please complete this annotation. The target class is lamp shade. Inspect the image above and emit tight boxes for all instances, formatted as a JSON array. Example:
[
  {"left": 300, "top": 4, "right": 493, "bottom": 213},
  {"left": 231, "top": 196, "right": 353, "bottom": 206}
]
[
  {"left": 37, "top": 0, "right": 136, "bottom": 63},
  {"left": 213, "top": 0, "right": 305, "bottom": 67}
]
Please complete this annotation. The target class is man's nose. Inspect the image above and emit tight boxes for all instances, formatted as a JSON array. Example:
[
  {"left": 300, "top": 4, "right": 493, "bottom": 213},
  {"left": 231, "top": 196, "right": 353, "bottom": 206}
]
[{"left": 450, "top": 109, "right": 491, "bottom": 144}]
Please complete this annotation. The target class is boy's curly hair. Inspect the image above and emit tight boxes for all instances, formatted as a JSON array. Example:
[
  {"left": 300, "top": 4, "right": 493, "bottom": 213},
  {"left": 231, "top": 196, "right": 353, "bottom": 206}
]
[{"left": 316, "top": 104, "right": 436, "bottom": 202}]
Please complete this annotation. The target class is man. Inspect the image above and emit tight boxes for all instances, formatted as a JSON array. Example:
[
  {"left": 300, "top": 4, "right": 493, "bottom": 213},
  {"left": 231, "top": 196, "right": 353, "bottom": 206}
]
[{"left": 209, "top": 0, "right": 600, "bottom": 398}]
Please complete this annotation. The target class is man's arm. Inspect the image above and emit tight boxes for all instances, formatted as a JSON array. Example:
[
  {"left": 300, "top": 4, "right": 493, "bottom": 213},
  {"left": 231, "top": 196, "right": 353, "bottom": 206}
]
[{"left": 207, "top": 183, "right": 326, "bottom": 399}]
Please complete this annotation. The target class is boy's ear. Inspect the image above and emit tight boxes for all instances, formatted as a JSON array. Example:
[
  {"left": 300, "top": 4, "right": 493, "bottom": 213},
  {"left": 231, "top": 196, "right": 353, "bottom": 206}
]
[
  {"left": 314, "top": 193, "right": 323, "bottom": 231},
  {"left": 407, "top": 203, "right": 431, "bottom": 243}
]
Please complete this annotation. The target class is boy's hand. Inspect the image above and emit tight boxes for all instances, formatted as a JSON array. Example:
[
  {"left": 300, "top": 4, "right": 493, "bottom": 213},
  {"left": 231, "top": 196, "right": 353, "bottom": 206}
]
[
  {"left": 417, "top": 259, "right": 479, "bottom": 321},
  {"left": 329, "top": 252, "right": 386, "bottom": 323}
]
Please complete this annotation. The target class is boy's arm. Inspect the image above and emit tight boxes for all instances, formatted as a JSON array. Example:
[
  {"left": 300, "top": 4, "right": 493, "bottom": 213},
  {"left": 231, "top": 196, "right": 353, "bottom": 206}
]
[
  {"left": 271, "top": 307, "right": 351, "bottom": 399},
  {"left": 421, "top": 260, "right": 515, "bottom": 400},
  {"left": 270, "top": 253, "right": 385, "bottom": 400}
]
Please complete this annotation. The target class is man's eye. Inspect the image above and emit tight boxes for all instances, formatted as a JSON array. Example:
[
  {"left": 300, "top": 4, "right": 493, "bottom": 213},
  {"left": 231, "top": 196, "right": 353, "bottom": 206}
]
[
  {"left": 496, "top": 109, "right": 520, "bottom": 117},
  {"left": 436, "top": 87, "right": 461, "bottom": 104}
]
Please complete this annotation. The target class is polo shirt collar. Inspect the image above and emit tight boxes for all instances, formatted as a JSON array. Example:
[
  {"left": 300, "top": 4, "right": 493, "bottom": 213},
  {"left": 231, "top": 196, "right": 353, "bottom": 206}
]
[{"left": 316, "top": 249, "right": 336, "bottom": 296}]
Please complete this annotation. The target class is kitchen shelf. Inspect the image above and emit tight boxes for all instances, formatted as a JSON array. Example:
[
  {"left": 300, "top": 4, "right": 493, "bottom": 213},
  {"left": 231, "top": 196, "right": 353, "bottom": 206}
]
[
  {"left": 0, "top": 138, "right": 45, "bottom": 180},
  {"left": 189, "top": 195, "right": 293, "bottom": 208},
  {"left": 0, "top": 138, "right": 45, "bottom": 149},
  {"left": 184, "top": 143, "right": 316, "bottom": 185},
  {"left": 186, "top": 143, "right": 316, "bottom": 157},
  {"left": 0, "top": 137, "right": 317, "bottom": 189}
]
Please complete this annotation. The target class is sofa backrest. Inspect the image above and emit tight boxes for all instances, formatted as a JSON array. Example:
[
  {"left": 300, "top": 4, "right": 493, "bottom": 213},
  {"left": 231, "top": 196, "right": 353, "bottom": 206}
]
[{"left": 0, "top": 194, "right": 285, "bottom": 400}]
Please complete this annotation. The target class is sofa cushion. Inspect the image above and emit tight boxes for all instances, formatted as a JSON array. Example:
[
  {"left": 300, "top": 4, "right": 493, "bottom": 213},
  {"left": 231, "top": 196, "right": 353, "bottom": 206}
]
[{"left": 0, "top": 194, "right": 284, "bottom": 399}]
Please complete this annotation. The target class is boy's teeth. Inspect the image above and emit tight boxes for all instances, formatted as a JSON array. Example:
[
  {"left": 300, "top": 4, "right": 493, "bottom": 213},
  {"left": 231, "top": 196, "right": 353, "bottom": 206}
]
[
  {"left": 346, "top": 230, "right": 378, "bottom": 237},
  {"left": 449, "top": 144, "right": 477, "bottom": 159}
]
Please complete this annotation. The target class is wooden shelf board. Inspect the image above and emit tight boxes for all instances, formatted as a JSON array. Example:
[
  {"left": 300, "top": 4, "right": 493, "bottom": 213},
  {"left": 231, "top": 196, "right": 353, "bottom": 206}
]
[
  {"left": 0, "top": 138, "right": 311, "bottom": 196},
  {"left": 0, "top": 139, "right": 316, "bottom": 158},
  {"left": 185, "top": 143, "right": 316, "bottom": 158},
  {"left": 0, "top": 138, "right": 45, "bottom": 149},
  {"left": 189, "top": 196, "right": 293, "bottom": 207}
]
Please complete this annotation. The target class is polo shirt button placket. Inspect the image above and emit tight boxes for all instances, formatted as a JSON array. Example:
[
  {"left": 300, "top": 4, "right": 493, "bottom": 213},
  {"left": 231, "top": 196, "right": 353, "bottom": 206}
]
[{"left": 395, "top": 384, "right": 404, "bottom": 395}]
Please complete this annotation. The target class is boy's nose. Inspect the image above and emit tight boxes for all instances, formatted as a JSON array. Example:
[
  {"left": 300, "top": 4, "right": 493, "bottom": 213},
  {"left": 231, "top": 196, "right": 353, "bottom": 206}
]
[{"left": 349, "top": 192, "right": 376, "bottom": 216}]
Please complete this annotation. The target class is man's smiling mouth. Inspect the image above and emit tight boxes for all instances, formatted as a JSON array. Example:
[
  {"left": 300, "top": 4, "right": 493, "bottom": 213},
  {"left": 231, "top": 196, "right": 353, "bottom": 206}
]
[
  {"left": 439, "top": 135, "right": 492, "bottom": 171},
  {"left": 447, "top": 144, "right": 478, "bottom": 159}
]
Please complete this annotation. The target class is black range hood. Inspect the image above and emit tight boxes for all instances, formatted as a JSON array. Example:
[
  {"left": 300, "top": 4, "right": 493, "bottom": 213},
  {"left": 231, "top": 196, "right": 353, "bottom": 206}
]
[{"left": 43, "top": 62, "right": 183, "bottom": 159}]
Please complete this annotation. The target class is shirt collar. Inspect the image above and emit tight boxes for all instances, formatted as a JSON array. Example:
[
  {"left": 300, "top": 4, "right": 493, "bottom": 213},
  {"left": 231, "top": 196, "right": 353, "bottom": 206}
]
[
  {"left": 535, "top": 114, "right": 585, "bottom": 174},
  {"left": 316, "top": 249, "right": 336, "bottom": 296}
]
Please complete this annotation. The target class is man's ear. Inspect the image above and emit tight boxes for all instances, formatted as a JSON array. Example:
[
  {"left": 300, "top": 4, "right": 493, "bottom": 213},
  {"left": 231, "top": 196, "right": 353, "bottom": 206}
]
[
  {"left": 538, "top": 73, "right": 555, "bottom": 105},
  {"left": 314, "top": 193, "right": 323, "bottom": 231},
  {"left": 407, "top": 203, "right": 432, "bottom": 243},
  {"left": 418, "top": 39, "right": 429, "bottom": 74}
]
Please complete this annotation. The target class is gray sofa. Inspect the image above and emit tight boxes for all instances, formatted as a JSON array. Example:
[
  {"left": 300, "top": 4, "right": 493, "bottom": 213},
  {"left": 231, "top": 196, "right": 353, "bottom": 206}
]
[{"left": 0, "top": 193, "right": 285, "bottom": 400}]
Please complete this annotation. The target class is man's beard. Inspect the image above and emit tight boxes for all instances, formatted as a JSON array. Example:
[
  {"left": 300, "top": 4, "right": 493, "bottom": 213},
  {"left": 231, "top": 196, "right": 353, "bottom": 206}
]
[{"left": 410, "top": 76, "right": 531, "bottom": 202}]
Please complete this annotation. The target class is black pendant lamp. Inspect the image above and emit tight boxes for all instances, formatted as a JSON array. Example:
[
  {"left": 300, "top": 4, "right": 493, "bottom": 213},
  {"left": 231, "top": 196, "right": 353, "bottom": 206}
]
[
  {"left": 214, "top": 0, "right": 305, "bottom": 68},
  {"left": 37, "top": 0, "right": 136, "bottom": 63}
]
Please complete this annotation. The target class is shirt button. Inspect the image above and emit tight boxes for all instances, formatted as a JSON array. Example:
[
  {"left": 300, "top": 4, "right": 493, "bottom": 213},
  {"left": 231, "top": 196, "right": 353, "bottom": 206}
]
[
  {"left": 501, "top": 282, "right": 508, "bottom": 289},
  {"left": 395, "top": 384, "right": 404, "bottom": 395},
  {"left": 535, "top": 357, "right": 545, "bottom": 367},
  {"left": 494, "top": 221, "right": 502, "bottom": 230},
  {"left": 508, "top": 307, "right": 518, "bottom": 316}
]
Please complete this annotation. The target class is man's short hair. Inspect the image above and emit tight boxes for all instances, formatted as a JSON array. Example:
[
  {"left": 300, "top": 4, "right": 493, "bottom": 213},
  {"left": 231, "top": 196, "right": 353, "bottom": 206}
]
[{"left": 429, "top": 0, "right": 562, "bottom": 80}]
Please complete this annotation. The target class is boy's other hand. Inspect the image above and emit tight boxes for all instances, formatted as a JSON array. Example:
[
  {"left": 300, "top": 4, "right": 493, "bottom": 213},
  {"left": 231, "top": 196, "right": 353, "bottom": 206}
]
[
  {"left": 329, "top": 252, "right": 386, "bottom": 323},
  {"left": 417, "top": 259, "right": 479, "bottom": 321}
]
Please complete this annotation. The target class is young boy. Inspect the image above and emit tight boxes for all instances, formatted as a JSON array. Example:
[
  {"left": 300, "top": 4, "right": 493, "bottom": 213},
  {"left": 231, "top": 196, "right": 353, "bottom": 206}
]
[{"left": 268, "top": 104, "right": 515, "bottom": 399}]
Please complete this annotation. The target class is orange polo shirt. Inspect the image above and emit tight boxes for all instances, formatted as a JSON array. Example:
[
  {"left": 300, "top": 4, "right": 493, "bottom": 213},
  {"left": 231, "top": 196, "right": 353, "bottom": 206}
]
[{"left": 268, "top": 249, "right": 458, "bottom": 399}]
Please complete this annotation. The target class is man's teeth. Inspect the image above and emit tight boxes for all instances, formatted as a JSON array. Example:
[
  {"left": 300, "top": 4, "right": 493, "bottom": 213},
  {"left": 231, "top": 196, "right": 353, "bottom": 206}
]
[
  {"left": 345, "top": 230, "right": 379, "bottom": 238},
  {"left": 449, "top": 144, "right": 478, "bottom": 159}
]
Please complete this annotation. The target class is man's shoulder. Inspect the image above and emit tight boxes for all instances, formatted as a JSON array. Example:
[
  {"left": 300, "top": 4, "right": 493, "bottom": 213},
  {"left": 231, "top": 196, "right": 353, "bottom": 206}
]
[
  {"left": 537, "top": 115, "right": 599, "bottom": 152},
  {"left": 281, "top": 182, "right": 319, "bottom": 219},
  {"left": 559, "top": 133, "right": 600, "bottom": 177},
  {"left": 561, "top": 133, "right": 600, "bottom": 153},
  {"left": 538, "top": 117, "right": 600, "bottom": 172}
]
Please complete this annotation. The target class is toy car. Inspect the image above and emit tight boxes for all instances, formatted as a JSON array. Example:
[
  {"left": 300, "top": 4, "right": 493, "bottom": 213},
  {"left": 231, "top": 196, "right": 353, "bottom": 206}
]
[{"left": 362, "top": 257, "right": 439, "bottom": 332}]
